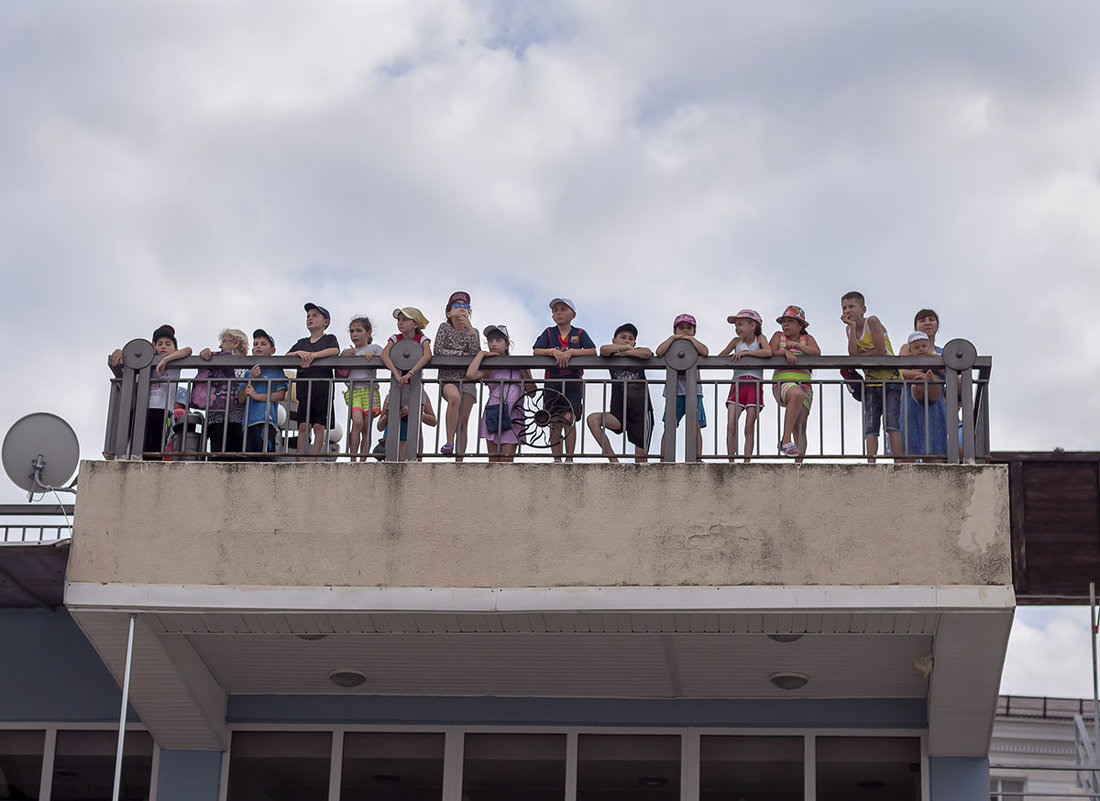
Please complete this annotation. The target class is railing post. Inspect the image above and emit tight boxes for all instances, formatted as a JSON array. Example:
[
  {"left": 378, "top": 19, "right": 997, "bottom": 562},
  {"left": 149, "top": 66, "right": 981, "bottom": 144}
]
[
  {"left": 661, "top": 342, "right": 700, "bottom": 463},
  {"left": 941, "top": 339, "right": 977, "bottom": 465},
  {"left": 385, "top": 339, "right": 424, "bottom": 462}
]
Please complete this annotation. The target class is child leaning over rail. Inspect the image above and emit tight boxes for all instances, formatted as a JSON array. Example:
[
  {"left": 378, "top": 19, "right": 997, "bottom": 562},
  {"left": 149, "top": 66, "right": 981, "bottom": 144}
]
[
  {"left": 466, "top": 324, "right": 534, "bottom": 463},
  {"left": 196, "top": 328, "right": 249, "bottom": 459},
  {"left": 769, "top": 306, "right": 819, "bottom": 460},
  {"left": 841, "top": 290, "right": 902, "bottom": 464},
  {"left": 435, "top": 291, "right": 481, "bottom": 459},
  {"left": 899, "top": 330, "right": 947, "bottom": 461},
  {"left": 587, "top": 323, "right": 654, "bottom": 463},
  {"left": 238, "top": 329, "right": 288, "bottom": 460},
  {"left": 108, "top": 324, "right": 192, "bottom": 458},
  {"left": 338, "top": 315, "right": 383, "bottom": 462},
  {"left": 718, "top": 309, "right": 771, "bottom": 463},
  {"left": 287, "top": 303, "right": 340, "bottom": 460},
  {"left": 532, "top": 297, "right": 597, "bottom": 463},
  {"left": 656, "top": 313, "right": 709, "bottom": 460}
]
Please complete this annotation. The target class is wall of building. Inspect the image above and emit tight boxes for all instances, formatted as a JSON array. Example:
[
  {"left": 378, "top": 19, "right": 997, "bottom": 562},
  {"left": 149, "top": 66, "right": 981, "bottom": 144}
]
[
  {"left": 0, "top": 608, "right": 131, "bottom": 722},
  {"left": 70, "top": 461, "right": 1010, "bottom": 590}
]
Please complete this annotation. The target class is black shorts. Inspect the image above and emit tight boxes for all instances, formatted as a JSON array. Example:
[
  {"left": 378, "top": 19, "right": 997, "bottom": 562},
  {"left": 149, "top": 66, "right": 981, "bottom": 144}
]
[
  {"left": 296, "top": 381, "right": 334, "bottom": 427},
  {"left": 608, "top": 383, "right": 653, "bottom": 450},
  {"left": 544, "top": 379, "right": 582, "bottom": 418}
]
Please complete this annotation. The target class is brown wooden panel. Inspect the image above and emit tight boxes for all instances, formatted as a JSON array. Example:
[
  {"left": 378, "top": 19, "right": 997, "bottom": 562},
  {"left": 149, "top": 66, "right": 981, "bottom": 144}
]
[{"left": 993, "top": 452, "right": 1100, "bottom": 604}]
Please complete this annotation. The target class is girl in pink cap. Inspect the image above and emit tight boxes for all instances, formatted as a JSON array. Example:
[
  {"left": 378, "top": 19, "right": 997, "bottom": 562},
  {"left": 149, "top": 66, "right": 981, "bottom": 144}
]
[{"left": 718, "top": 309, "right": 772, "bottom": 462}]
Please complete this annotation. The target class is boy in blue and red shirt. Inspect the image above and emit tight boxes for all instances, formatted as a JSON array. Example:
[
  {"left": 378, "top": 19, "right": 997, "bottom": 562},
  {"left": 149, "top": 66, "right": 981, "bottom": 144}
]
[{"left": 533, "top": 297, "right": 596, "bottom": 462}]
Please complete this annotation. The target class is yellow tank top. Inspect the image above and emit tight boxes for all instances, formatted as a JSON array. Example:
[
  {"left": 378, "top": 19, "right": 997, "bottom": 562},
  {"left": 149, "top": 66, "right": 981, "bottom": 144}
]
[{"left": 856, "top": 323, "right": 898, "bottom": 381}]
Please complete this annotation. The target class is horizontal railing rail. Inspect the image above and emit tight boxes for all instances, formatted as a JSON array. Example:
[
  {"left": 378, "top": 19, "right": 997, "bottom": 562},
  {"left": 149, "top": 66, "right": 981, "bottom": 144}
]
[
  {"left": 0, "top": 504, "right": 75, "bottom": 543},
  {"left": 104, "top": 338, "right": 989, "bottom": 464}
]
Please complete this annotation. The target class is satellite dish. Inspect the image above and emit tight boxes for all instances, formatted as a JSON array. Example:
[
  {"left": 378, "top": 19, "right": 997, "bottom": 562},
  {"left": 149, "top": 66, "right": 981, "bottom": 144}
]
[{"left": 2, "top": 413, "right": 80, "bottom": 497}]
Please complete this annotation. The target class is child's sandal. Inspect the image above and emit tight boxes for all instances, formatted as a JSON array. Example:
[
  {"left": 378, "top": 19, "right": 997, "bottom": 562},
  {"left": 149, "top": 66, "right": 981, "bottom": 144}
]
[
  {"left": 779, "top": 442, "right": 800, "bottom": 458},
  {"left": 440, "top": 443, "right": 454, "bottom": 456}
]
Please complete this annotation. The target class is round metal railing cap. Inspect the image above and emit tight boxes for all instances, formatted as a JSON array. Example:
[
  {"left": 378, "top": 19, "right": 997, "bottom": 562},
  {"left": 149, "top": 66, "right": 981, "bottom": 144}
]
[
  {"left": 663, "top": 343, "right": 699, "bottom": 371},
  {"left": 2, "top": 412, "right": 80, "bottom": 492},
  {"left": 122, "top": 338, "right": 156, "bottom": 370},
  {"left": 389, "top": 339, "right": 422, "bottom": 371},
  {"left": 941, "top": 338, "right": 977, "bottom": 370}
]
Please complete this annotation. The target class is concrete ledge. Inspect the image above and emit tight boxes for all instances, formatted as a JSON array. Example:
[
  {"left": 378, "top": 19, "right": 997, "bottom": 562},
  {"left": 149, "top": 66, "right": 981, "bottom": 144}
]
[{"left": 69, "top": 462, "right": 1010, "bottom": 590}]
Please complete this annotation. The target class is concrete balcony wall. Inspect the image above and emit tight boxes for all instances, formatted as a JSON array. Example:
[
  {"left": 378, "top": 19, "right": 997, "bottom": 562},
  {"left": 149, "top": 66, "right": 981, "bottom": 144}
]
[{"left": 69, "top": 462, "right": 1009, "bottom": 590}]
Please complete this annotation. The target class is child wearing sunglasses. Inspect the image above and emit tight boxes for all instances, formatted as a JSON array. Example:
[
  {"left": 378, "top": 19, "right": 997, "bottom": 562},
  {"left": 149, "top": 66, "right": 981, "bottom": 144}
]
[{"left": 434, "top": 291, "right": 481, "bottom": 458}]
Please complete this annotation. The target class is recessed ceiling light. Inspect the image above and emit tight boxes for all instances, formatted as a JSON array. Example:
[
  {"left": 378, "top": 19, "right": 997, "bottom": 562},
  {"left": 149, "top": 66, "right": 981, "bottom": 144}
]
[
  {"left": 328, "top": 669, "right": 367, "bottom": 688},
  {"left": 769, "top": 671, "right": 809, "bottom": 690},
  {"left": 766, "top": 634, "right": 803, "bottom": 643},
  {"left": 638, "top": 777, "right": 668, "bottom": 787},
  {"left": 372, "top": 774, "right": 401, "bottom": 784},
  {"left": 296, "top": 634, "right": 327, "bottom": 641}
]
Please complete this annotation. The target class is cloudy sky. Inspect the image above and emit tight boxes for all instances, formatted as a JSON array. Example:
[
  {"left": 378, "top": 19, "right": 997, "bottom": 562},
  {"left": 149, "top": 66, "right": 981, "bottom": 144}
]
[{"left": 2, "top": 1, "right": 1099, "bottom": 698}]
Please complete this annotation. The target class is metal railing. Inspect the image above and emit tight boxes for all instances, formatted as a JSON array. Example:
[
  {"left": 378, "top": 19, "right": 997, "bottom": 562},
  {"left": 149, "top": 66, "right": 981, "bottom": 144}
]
[
  {"left": 104, "top": 337, "right": 990, "bottom": 463},
  {"left": 0, "top": 503, "right": 74, "bottom": 543}
]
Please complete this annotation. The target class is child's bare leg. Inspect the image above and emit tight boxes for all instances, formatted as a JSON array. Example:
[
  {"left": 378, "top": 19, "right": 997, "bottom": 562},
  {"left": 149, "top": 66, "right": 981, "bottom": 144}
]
[
  {"left": 557, "top": 411, "right": 576, "bottom": 461},
  {"left": 743, "top": 407, "right": 758, "bottom": 463},
  {"left": 500, "top": 443, "right": 518, "bottom": 463},
  {"left": 486, "top": 440, "right": 500, "bottom": 463},
  {"left": 587, "top": 412, "right": 619, "bottom": 462},
  {"left": 793, "top": 410, "right": 809, "bottom": 464},
  {"left": 362, "top": 412, "right": 376, "bottom": 460},
  {"left": 693, "top": 420, "right": 703, "bottom": 462},
  {"left": 865, "top": 433, "right": 879, "bottom": 464},
  {"left": 633, "top": 446, "right": 648, "bottom": 464},
  {"left": 349, "top": 409, "right": 364, "bottom": 459},
  {"left": 442, "top": 384, "right": 461, "bottom": 448},
  {"left": 781, "top": 387, "right": 804, "bottom": 447},
  {"left": 311, "top": 424, "right": 327, "bottom": 459},
  {"left": 455, "top": 392, "right": 476, "bottom": 461},
  {"left": 297, "top": 423, "right": 310, "bottom": 459},
  {"left": 887, "top": 429, "right": 903, "bottom": 463},
  {"left": 726, "top": 405, "right": 741, "bottom": 462}
]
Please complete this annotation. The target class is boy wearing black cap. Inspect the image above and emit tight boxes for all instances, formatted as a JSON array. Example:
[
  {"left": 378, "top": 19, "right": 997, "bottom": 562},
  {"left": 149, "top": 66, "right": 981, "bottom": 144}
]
[
  {"left": 238, "top": 329, "right": 288, "bottom": 460},
  {"left": 108, "top": 324, "right": 193, "bottom": 457},
  {"left": 288, "top": 303, "right": 340, "bottom": 458},
  {"left": 587, "top": 323, "right": 653, "bottom": 463}
]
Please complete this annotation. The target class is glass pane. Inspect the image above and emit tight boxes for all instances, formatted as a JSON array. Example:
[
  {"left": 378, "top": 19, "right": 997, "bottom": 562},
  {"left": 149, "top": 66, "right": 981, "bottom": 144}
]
[
  {"left": 462, "top": 733, "right": 566, "bottom": 801},
  {"left": 341, "top": 732, "right": 445, "bottom": 801},
  {"left": 816, "top": 736, "right": 921, "bottom": 801},
  {"left": 0, "top": 730, "right": 45, "bottom": 800},
  {"left": 227, "top": 731, "right": 331, "bottom": 801},
  {"left": 577, "top": 734, "right": 679, "bottom": 801},
  {"left": 700, "top": 735, "right": 803, "bottom": 801},
  {"left": 52, "top": 730, "right": 154, "bottom": 801}
]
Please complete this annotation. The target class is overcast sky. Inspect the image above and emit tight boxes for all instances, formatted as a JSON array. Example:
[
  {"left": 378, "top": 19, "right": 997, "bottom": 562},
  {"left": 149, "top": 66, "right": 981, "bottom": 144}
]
[{"left": 2, "top": 1, "right": 1098, "bottom": 699}]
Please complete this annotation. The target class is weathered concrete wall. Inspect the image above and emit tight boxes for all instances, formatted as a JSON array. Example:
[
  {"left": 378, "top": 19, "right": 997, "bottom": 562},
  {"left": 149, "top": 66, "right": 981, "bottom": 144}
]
[{"left": 69, "top": 461, "right": 1010, "bottom": 589}]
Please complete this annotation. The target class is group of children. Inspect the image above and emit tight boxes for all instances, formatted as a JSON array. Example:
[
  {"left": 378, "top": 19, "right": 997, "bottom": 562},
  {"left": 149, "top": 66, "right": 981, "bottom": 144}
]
[{"left": 111, "top": 290, "right": 950, "bottom": 463}]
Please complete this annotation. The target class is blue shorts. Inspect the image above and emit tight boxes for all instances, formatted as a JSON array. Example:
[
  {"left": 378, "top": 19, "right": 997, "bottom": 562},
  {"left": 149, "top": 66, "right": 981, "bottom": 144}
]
[
  {"left": 863, "top": 382, "right": 902, "bottom": 435},
  {"left": 664, "top": 395, "right": 707, "bottom": 428}
]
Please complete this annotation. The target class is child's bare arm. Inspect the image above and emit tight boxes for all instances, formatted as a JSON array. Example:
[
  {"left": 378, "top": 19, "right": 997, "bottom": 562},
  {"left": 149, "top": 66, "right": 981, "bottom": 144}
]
[
  {"left": 687, "top": 336, "right": 709, "bottom": 356},
  {"left": 733, "top": 335, "right": 773, "bottom": 360},
  {"left": 600, "top": 343, "right": 628, "bottom": 356},
  {"left": 718, "top": 337, "right": 738, "bottom": 357},
  {"left": 654, "top": 335, "right": 677, "bottom": 357},
  {"left": 800, "top": 334, "right": 822, "bottom": 356},
  {"left": 625, "top": 346, "right": 653, "bottom": 358},
  {"left": 421, "top": 395, "right": 438, "bottom": 427},
  {"left": 379, "top": 341, "right": 398, "bottom": 375},
  {"left": 465, "top": 351, "right": 490, "bottom": 381},
  {"left": 864, "top": 316, "right": 889, "bottom": 356},
  {"left": 155, "top": 347, "right": 192, "bottom": 376}
]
